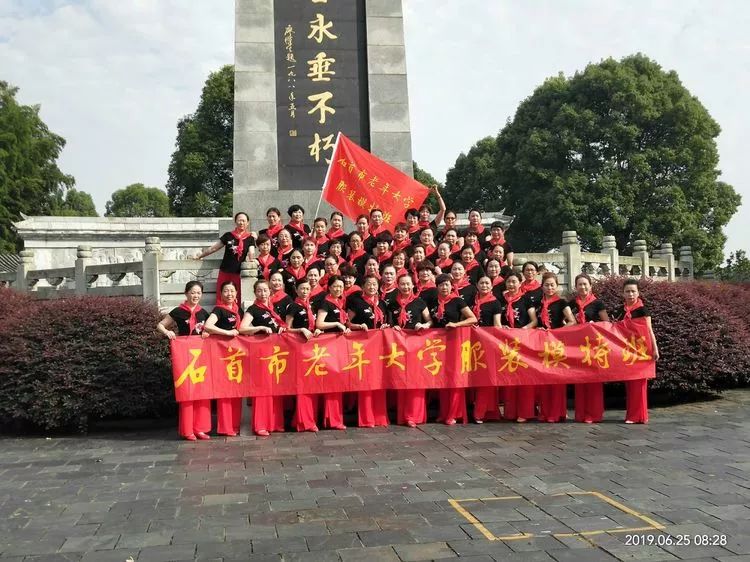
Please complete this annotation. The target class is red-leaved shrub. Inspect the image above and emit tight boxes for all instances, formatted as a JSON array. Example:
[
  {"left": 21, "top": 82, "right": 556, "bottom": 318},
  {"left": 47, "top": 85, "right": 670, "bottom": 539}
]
[
  {"left": 0, "top": 291, "right": 173, "bottom": 430},
  {"left": 592, "top": 277, "right": 750, "bottom": 396}
]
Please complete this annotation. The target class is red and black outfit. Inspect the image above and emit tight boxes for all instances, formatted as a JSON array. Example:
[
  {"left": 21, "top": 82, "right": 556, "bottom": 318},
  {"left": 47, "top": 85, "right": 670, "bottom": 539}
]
[
  {"left": 286, "top": 297, "right": 320, "bottom": 432},
  {"left": 284, "top": 221, "right": 311, "bottom": 249},
  {"left": 211, "top": 304, "right": 244, "bottom": 435},
  {"left": 472, "top": 294, "right": 502, "bottom": 422},
  {"left": 259, "top": 224, "right": 284, "bottom": 251},
  {"left": 256, "top": 253, "right": 282, "bottom": 281},
  {"left": 536, "top": 295, "right": 571, "bottom": 423},
  {"left": 500, "top": 291, "right": 536, "bottom": 421},
  {"left": 215, "top": 230, "right": 255, "bottom": 304},
  {"left": 569, "top": 294, "right": 607, "bottom": 423},
  {"left": 169, "top": 303, "right": 211, "bottom": 438},
  {"left": 612, "top": 300, "right": 652, "bottom": 423},
  {"left": 317, "top": 296, "right": 349, "bottom": 428}
]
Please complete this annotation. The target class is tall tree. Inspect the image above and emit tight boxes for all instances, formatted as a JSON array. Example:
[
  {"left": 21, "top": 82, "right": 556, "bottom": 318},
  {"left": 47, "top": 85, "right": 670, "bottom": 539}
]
[
  {"left": 50, "top": 188, "right": 98, "bottom": 217},
  {"left": 105, "top": 183, "right": 171, "bottom": 217},
  {"left": 0, "top": 81, "right": 76, "bottom": 251},
  {"left": 443, "top": 136, "right": 498, "bottom": 212},
  {"left": 167, "top": 65, "right": 233, "bottom": 217},
  {"left": 413, "top": 161, "right": 442, "bottom": 211},
  {"left": 492, "top": 54, "right": 739, "bottom": 271}
]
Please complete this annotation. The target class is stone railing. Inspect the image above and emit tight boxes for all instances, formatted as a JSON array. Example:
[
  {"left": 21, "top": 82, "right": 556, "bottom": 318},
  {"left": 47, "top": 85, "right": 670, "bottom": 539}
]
[{"left": 4, "top": 232, "right": 694, "bottom": 307}]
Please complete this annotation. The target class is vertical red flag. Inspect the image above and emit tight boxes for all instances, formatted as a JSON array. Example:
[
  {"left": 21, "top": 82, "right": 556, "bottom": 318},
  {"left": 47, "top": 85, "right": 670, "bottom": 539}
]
[{"left": 321, "top": 133, "right": 430, "bottom": 228}]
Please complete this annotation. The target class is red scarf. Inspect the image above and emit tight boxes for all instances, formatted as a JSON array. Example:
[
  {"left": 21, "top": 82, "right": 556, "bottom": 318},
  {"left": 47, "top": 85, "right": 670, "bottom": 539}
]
[
  {"left": 418, "top": 220, "right": 431, "bottom": 229},
  {"left": 254, "top": 299, "right": 287, "bottom": 330},
  {"left": 303, "top": 255, "right": 318, "bottom": 268},
  {"left": 309, "top": 285, "right": 325, "bottom": 299},
  {"left": 392, "top": 239, "right": 411, "bottom": 253},
  {"left": 623, "top": 298, "right": 644, "bottom": 319},
  {"left": 489, "top": 234, "right": 506, "bottom": 247},
  {"left": 380, "top": 282, "right": 397, "bottom": 299},
  {"left": 348, "top": 248, "right": 366, "bottom": 264},
  {"left": 215, "top": 303, "right": 240, "bottom": 329},
  {"left": 286, "top": 221, "right": 307, "bottom": 236},
  {"left": 407, "top": 224, "right": 421, "bottom": 234},
  {"left": 370, "top": 224, "right": 388, "bottom": 236},
  {"left": 396, "top": 292, "right": 417, "bottom": 327},
  {"left": 491, "top": 275, "right": 505, "bottom": 287},
  {"left": 436, "top": 257, "right": 453, "bottom": 271},
  {"left": 377, "top": 251, "right": 393, "bottom": 263},
  {"left": 319, "top": 273, "right": 332, "bottom": 290},
  {"left": 436, "top": 293, "right": 453, "bottom": 321},
  {"left": 463, "top": 259, "right": 480, "bottom": 272},
  {"left": 277, "top": 244, "right": 294, "bottom": 261},
  {"left": 344, "top": 285, "right": 362, "bottom": 298},
  {"left": 363, "top": 293, "right": 385, "bottom": 326},
  {"left": 470, "top": 224, "right": 486, "bottom": 235},
  {"left": 270, "top": 290, "right": 287, "bottom": 307},
  {"left": 327, "top": 227, "right": 345, "bottom": 240},
  {"left": 285, "top": 265, "right": 306, "bottom": 282},
  {"left": 469, "top": 241, "right": 481, "bottom": 254},
  {"left": 265, "top": 223, "right": 283, "bottom": 240},
  {"left": 503, "top": 291, "right": 524, "bottom": 328},
  {"left": 230, "top": 229, "right": 251, "bottom": 259},
  {"left": 313, "top": 234, "right": 329, "bottom": 248},
  {"left": 178, "top": 302, "right": 203, "bottom": 334},
  {"left": 325, "top": 295, "right": 347, "bottom": 324},
  {"left": 257, "top": 254, "right": 276, "bottom": 279},
  {"left": 575, "top": 293, "right": 597, "bottom": 324},
  {"left": 453, "top": 276, "right": 470, "bottom": 290},
  {"left": 450, "top": 243, "right": 462, "bottom": 255},
  {"left": 539, "top": 294, "right": 561, "bottom": 329},
  {"left": 417, "top": 280, "right": 436, "bottom": 293},
  {"left": 520, "top": 279, "right": 541, "bottom": 294},
  {"left": 424, "top": 245, "right": 437, "bottom": 257},
  {"left": 395, "top": 267, "right": 409, "bottom": 279},
  {"left": 472, "top": 292, "right": 496, "bottom": 323},
  {"left": 295, "top": 297, "right": 315, "bottom": 331}
]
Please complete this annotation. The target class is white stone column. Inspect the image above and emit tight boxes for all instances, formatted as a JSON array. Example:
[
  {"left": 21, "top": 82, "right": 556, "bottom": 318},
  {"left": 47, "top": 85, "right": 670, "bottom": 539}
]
[
  {"left": 142, "top": 237, "right": 161, "bottom": 304},
  {"left": 240, "top": 259, "right": 259, "bottom": 309},
  {"left": 679, "top": 246, "right": 694, "bottom": 280},
  {"left": 74, "top": 245, "right": 93, "bottom": 296},
  {"left": 15, "top": 250, "right": 34, "bottom": 293},
  {"left": 661, "top": 243, "right": 675, "bottom": 281},
  {"left": 633, "top": 239, "right": 649, "bottom": 279},
  {"left": 560, "top": 231, "right": 580, "bottom": 290}
]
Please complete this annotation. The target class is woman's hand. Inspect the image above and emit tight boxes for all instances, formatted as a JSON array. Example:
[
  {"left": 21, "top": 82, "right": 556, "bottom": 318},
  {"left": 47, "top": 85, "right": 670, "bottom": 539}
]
[
  {"left": 313, "top": 329, "right": 323, "bottom": 337},
  {"left": 192, "top": 252, "right": 203, "bottom": 260},
  {"left": 415, "top": 322, "right": 428, "bottom": 331},
  {"left": 653, "top": 347, "right": 660, "bottom": 361},
  {"left": 359, "top": 324, "right": 369, "bottom": 332},
  {"left": 299, "top": 328, "right": 313, "bottom": 341},
  {"left": 164, "top": 330, "right": 177, "bottom": 340},
  {"left": 445, "top": 322, "right": 456, "bottom": 329},
  {"left": 201, "top": 331, "right": 210, "bottom": 339},
  {"left": 380, "top": 324, "right": 390, "bottom": 329},
  {"left": 229, "top": 329, "right": 239, "bottom": 337},
  {"left": 393, "top": 325, "right": 402, "bottom": 332}
]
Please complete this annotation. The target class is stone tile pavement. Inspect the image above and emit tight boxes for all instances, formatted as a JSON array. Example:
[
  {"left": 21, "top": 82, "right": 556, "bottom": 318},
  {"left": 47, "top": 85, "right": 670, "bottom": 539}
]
[{"left": 1, "top": 391, "right": 750, "bottom": 561}]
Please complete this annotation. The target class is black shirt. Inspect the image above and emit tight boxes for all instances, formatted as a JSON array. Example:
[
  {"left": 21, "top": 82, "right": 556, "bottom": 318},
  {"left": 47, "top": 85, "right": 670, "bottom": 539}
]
[
  {"left": 476, "top": 298, "right": 502, "bottom": 327},
  {"left": 246, "top": 303, "right": 284, "bottom": 333},
  {"left": 499, "top": 294, "right": 532, "bottom": 328},
  {"left": 523, "top": 287, "right": 544, "bottom": 310},
  {"left": 281, "top": 268, "right": 307, "bottom": 296},
  {"left": 211, "top": 306, "right": 243, "bottom": 331},
  {"left": 569, "top": 297, "right": 607, "bottom": 323},
  {"left": 430, "top": 296, "right": 468, "bottom": 327},
  {"left": 418, "top": 287, "right": 438, "bottom": 311},
  {"left": 612, "top": 303, "right": 650, "bottom": 321},
  {"left": 317, "top": 299, "right": 347, "bottom": 332},
  {"left": 284, "top": 223, "right": 311, "bottom": 249},
  {"left": 286, "top": 301, "right": 314, "bottom": 330},
  {"left": 457, "top": 284, "right": 478, "bottom": 308},
  {"left": 219, "top": 232, "right": 255, "bottom": 274},
  {"left": 535, "top": 298, "right": 570, "bottom": 330},
  {"left": 386, "top": 296, "right": 428, "bottom": 329},
  {"left": 463, "top": 262, "right": 485, "bottom": 285},
  {"left": 169, "top": 306, "right": 210, "bottom": 336},
  {"left": 256, "top": 255, "right": 282, "bottom": 280},
  {"left": 271, "top": 294, "right": 292, "bottom": 318},
  {"left": 347, "top": 294, "right": 387, "bottom": 329}
]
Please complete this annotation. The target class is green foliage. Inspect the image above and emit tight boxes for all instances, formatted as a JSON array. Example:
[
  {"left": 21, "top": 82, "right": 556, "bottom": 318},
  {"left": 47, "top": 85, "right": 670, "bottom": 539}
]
[
  {"left": 49, "top": 188, "right": 98, "bottom": 217},
  {"left": 413, "top": 161, "right": 442, "bottom": 212},
  {"left": 443, "top": 136, "right": 498, "bottom": 211},
  {"left": 167, "top": 65, "right": 234, "bottom": 217},
  {"left": 718, "top": 250, "right": 750, "bottom": 282},
  {"left": 105, "top": 183, "right": 171, "bottom": 217},
  {"left": 0, "top": 81, "right": 76, "bottom": 251}
]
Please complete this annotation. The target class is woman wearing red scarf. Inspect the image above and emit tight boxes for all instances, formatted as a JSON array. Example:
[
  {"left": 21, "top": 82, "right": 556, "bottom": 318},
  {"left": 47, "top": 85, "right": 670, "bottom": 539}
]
[
  {"left": 195, "top": 212, "right": 256, "bottom": 305},
  {"left": 341, "top": 265, "right": 362, "bottom": 299},
  {"left": 363, "top": 256, "right": 381, "bottom": 281},
  {"left": 158, "top": 281, "right": 211, "bottom": 441},
  {"left": 347, "top": 275, "right": 389, "bottom": 427},
  {"left": 471, "top": 276, "right": 503, "bottom": 423},
  {"left": 259, "top": 207, "right": 284, "bottom": 251},
  {"left": 347, "top": 232, "right": 370, "bottom": 279},
  {"left": 268, "top": 272, "right": 292, "bottom": 318},
  {"left": 416, "top": 261, "right": 438, "bottom": 310},
  {"left": 430, "top": 274, "right": 477, "bottom": 425},
  {"left": 312, "top": 217, "right": 330, "bottom": 257},
  {"left": 519, "top": 261, "right": 543, "bottom": 309},
  {"left": 441, "top": 228, "right": 463, "bottom": 260},
  {"left": 203, "top": 281, "right": 244, "bottom": 436},
  {"left": 315, "top": 276, "right": 350, "bottom": 430},
  {"left": 239, "top": 280, "right": 287, "bottom": 437},
  {"left": 569, "top": 273, "right": 609, "bottom": 423},
  {"left": 355, "top": 214, "right": 377, "bottom": 255},
  {"left": 450, "top": 262, "right": 477, "bottom": 307},
  {"left": 369, "top": 208, "right": 389, "bottom": 237},
  {"left": 487, "top": 244, "right": 510, "bottom": 269},
  {"left": 536, "top": 273, "right": 576, "bottom": 423},
  {"left": 306, "top": 268, "right": 327, "bottom": 309},
  {"left": 485, "top": 259, "right": 507, "bottom": 299},
  {"left": 392, "top": 223, "right": 412, "bottom": 254},
  {"left": 484, "top": 221, "right": 515, "bottom": 267},
  {"left": 327, "top": 211, "right": 349, "bottom": 251},
  {"left": 275, "top": 229, "right": 295, "bottom": 267},
  {"left": 282, "top": 249, "right": 307, "bottom": 295},
  {"left": 435, "top": 209, "right": 459, "bottom": 243},
  {"left": 285, "top": 278, "right": 323, "bottom": 432},
  {"left": 391, "top": 251, "right": 409, "bottom": 280},
  {"left": 409, "top": 245, "right": 427, "bottom": 283},
  {"left": 255, "top": 234, "right": 282, "bottom": 281},
  {"left": 405, "top": 209, "right": 422, "bottom": 244},
  {"left": 379, "top": 264, "right": 399, "bottom": 307},
  {"left": 302, "top": 238, "right": 325, "bottom": 275},
  {"left": 435, "top": 242, "right": 454, "bottom": 274},
  {"left": 387, "top": 274, "right": 432, "bottom": 427},
  {"left": 460, "top": 245, "right": 485, "bottom": 285},
  {"left": 462, "top": 209, "right": 487, "bottom": 239},
  {"left": 284, "top": 204, "right": 311, "bottom": 249},
  {"left": 500, "top": 272, "right": 538, "bottom": 422},
  {"left": 319, "top": 255, "right": 341, "bottom": 292},
  {"left": 612, "top": 279, "right": 660, "bottom": 424},
  {"left": 327, "top": 239, "right": 347, "bottom": 267},
  {"left": 418, "top": 185, "right": 446, "bottom": 230},
  {"left": 419, "top": 229, "right": 438, "bottom": 259}
]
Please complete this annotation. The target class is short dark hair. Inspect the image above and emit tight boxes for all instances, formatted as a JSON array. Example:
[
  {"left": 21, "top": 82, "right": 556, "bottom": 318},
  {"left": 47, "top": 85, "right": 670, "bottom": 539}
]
[
  {"left": 266, "top": 207, "right": 281, "bottom": 216},
  {"left": 184, "top": 280, "right": 204, "bottom": 293},
  {"left": 287, "top": 204, "right": 305, "bottom": 216},
  {"left": 234, "top": 211, "right": 249, "bottom": 222},
  {"left": 256, "top": 233, "right": 271, "bottom": 245},
  {"left": 435, "top": 273, "right": 452, "bottom": 285},
  {"left": 491, "top": 221, "right": 504, "bottom": 230},
  {"left": 376, "top": 232, "right": 393, "bottom": 244},
  {"left": 522, "top": 260, "right": 539, "bottom": 272},
  {"left": 623, "top": 278, "right": 640, "bottom": 289},
  {"left": 404, "top": 208, "right": 419, "bottom": 219}
]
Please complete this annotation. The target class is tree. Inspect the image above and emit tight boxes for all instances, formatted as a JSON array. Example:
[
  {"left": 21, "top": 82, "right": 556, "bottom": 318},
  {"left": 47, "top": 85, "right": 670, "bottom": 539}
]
[
  {"left": 718, "top": 250, "right": 750, "bottom": 283},
  {"left": 413, "top": 161, "right": 443, "bottom": 212},
  {"left": 443, "top": 136, "right": 499, "bottom": 212},
  {"left": 490, "top": 54, "right": 739, "bottom": 272},
  {"left": 105, "top": 183, "right": 171, "bottom": 217},
  {"left": 0, "top": 81, "right": 76, "bottom": 251},
  {"left": 167, "top": 65, "right": 233, "bottom": 217},
  {"left": 49, "top": 188, "right": 98, "bottom": 217}
]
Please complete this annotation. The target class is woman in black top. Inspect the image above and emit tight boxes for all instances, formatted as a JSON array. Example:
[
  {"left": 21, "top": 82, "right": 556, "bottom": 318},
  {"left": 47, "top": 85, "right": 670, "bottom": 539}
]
[
  {"left": 416, "top": 261, "right": 438, "bottom": 310},
  {"left": 281, "top": 250, "right": 307, "bottom": 296},
  {"left": 255, "top": 234, "right": 282, "bottom": 281},
  {"left": 519, "top": 261, "right": 543, "bottom": 309},
  {"left": 203, "top": 280, "right": 243, "bottom": 436},
  {"left": 460, "top": 245, "right": 485, "bottom": 285},
  {"left": 269, "top": 272, "right": 292, "bottom": 318},
  {"left": 275, "top": 229, "right": 295, "bottom": 267},
  {"left": 239, "top": 280, "right": 287, "bottom": 437},
  {"left": 569, "top": 273, "right": 609, "bottom": 423},
  {"left": 389, "top": 273, "right": 432, "bottom": 427},
  {"left": 536, "top": 272, "right": 576, "bottom": 423},
  {"left": 347, "top": 275, "right": 389, "bottom": 428},
  {"left": 259, "top": 207, "right": 284, "bottom": 251},
  {"left": 194, "top": 212, "right": 255, "bottom": 304},
  {"left": 430, "top": 274, "right": 477, "bottom": 426},
  {"left": 158, "top": 281, "right": 212, "bottom": 441},
  {"left": 315, "top": 276, "right": 349, "bottom": 430},
  {"left": 284, "top": 204, "right": 311, "bottom": 249},
  {"left": 285, "top": 279, "right": 322, "bottom": 433},
  {"left": 450, "top": 262, "right": 477, "bottom": 307},
  {"left": 484, "top": 259, "right": 507, "bottom": 299},
  {"left": 327, "top": 211, "right": 349, "bottom": 253},
  {"left": 302, "top": 238, "right": 325, "bottom": 275},
  {"left": 611, "top": 278, "right": 660, "bottom": 424},
  {"left": 500, "top": 272, "right": 538, "bottom": 423},
  {"left": 347, "top": 232, "right": 370, "bottom": 279},
  {"left": 472, "top": 276, "right": 502, "bottom": 424}
]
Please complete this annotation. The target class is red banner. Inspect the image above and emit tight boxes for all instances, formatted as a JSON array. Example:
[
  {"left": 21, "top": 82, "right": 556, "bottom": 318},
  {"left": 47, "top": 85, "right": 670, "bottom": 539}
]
[
  {"left": 170, "top": 319, "right": 655, "bottom": 401},
  {"left": 321, "top": 133, "right": 430, "bottom": 227}
]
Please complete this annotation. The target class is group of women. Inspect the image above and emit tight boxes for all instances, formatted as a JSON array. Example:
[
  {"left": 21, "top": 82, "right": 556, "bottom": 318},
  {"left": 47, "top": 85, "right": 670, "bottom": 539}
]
[{"left": 158, "top": 202, "right": 659, "bottom": 440}]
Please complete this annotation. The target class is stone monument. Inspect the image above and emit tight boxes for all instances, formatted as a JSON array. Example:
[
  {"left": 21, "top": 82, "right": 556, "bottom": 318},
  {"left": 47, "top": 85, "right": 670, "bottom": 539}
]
[{"left": 233, "top": 0, "right": 413, "bottom": 224}]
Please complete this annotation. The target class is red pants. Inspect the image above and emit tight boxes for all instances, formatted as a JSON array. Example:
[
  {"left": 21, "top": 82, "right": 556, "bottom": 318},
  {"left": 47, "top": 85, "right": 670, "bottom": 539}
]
[
  {"left": 473, "top": 387, "right": 501, "bottom": 421},
  {"left": 178, "top": 400, "right": 211, "bottom": 437},
  {"left": 626, "top": 379, "right": 649, "bottom": 423},
  {"left": 217, "top": 398, "right": 242, "bottom": 434},
  {"left": 397, "top": 389, "right": 426, "bottom": 425},
  {"left": 539, "top": 385, "right": 567, "bottom": 422},
  {"left": 439, "top": 389, "right": 467, "bottom": 424},
  {"left": 216, "top": 270, "right": 241, "bottom": 304},
  {"left": 252, "top": 396, "right": 285, "bottom": 434},
  {"left": 294, "top": 394, "right": 319, "bottom": 431},
  {"left": 323, "top": 392, "right": 344, "bottom": 428},
  {"left": 358, "top": 390, "right": 388, "bottom": 427},
  {"left": 503, "top": 386, "right": 536, "bottom": 420},
  {"left": 575, "top": 383, "right": 604, "bottom": 422}
]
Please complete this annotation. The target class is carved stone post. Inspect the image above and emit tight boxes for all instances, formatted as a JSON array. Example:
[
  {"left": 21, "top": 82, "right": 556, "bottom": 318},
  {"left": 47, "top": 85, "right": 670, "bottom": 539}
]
[
  {"left": 633, "top": 239, "right": 649, "bottom": 279},
  {"left": 16, "top": 250, "right": 34, "bottom": 293},
  {"left": 240, "top": 259, "right": 259, "bottom": 309},
  {"left": 601, "top": 235, "right": 619, "bottom": 278},
  {"left": 661, "top": 243, "right": 675, "bottom": 282},
  {"left": 679, "top": 246, "right": 694, "bottom": 280},
  {"left": 142, "top": 236, "right": 161, "bottom": 303},
  {"left": 75, "top": 245, "right": 93, "bottom": 296},
  {"left": 560, "top": 231, "right": 580, "bottom": 290}
]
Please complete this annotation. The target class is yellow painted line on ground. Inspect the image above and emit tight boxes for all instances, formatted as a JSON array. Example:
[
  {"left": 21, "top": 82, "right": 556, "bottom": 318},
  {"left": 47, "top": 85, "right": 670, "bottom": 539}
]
[
  {"left": 587, "top": 491, "right": 666, "bottom": 530},
  {"left": 447, "top": 499, "right": 497, "bottom": 541}
]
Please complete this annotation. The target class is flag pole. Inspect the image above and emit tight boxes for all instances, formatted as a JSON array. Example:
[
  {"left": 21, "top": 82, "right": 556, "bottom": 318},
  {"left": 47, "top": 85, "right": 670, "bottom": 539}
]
[{"left": 314, "top": 132, "right": 342, "bottom": 219}]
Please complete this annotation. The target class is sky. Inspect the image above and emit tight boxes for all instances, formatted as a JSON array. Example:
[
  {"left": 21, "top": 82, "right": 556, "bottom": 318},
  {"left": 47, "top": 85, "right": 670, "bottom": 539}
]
[{"left": 2, "top": 0, "right": 749, "bottom": 254}]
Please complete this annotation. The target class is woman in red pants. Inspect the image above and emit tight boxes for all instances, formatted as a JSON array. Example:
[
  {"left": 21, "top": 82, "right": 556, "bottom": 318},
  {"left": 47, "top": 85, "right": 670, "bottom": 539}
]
[
  {"left": 612, "top": 279, "right": 660, "bottom": 424},
  {"left": 158, "top": 281, "right": 212, "bottom": 441},
  {"left": 569, "top": 273, "right": 609, "bottom": 423},
  {"left": 203, "top": 280, "right": 243, "bottom": 436},
  {"left": 472, "top": 276, "right": 503, "bottom": 423}
]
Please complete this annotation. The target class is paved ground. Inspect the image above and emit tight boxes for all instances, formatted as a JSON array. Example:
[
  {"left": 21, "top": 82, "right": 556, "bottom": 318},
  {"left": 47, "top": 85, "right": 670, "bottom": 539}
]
[{"left": 1, "top": 391, "right": 750, "bottom": 562}]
